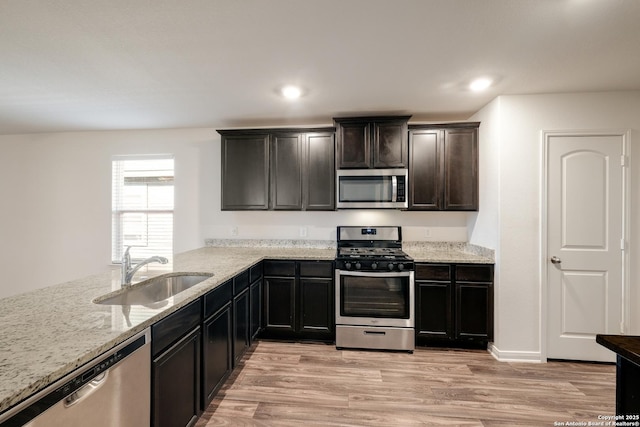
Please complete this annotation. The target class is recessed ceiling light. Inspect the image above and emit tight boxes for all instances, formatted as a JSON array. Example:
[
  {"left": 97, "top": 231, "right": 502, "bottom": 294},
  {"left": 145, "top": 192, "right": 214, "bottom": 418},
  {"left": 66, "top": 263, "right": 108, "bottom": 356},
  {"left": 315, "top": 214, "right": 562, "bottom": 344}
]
[
  {"left": 281, "top": 85, "right": 302, "bottom": 99},
  {"left": 469, "top": 78, "right": 492, "bottom": 92}
]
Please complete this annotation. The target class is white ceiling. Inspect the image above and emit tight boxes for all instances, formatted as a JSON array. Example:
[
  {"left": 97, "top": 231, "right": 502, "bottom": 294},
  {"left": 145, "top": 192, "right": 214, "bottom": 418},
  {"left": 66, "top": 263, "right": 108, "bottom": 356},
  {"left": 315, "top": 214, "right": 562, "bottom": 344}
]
[{"left": 1, "top": 0, "right": 640, "bottom": 135}]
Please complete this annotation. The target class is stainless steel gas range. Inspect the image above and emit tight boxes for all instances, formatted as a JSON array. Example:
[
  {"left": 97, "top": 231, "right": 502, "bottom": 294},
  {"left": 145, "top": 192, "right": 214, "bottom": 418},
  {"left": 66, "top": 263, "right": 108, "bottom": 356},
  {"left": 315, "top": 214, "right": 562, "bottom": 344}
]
[{"left": 335, "top": 226, "right": 415, "bottom": 352}]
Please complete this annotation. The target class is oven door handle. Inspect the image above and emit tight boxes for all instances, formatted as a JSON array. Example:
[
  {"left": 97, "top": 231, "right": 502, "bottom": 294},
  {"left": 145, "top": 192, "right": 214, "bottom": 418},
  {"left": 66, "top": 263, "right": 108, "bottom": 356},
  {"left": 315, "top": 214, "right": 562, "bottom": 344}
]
[{"left": 337, "top": 270, "right": 413, "bottom": 278}]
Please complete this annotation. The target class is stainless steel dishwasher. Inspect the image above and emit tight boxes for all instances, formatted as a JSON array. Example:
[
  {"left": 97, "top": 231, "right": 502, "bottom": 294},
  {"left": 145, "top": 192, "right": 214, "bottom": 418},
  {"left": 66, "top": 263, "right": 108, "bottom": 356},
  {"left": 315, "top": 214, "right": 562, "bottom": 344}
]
[{"left": 0, "top": 328, "right": 151, "bottom": 427}]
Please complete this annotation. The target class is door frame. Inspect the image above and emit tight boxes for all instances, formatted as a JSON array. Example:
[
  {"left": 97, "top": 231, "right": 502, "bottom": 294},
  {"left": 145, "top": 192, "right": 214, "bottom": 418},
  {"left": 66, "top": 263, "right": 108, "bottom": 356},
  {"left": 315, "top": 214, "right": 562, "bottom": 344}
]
[{"left": 540, "top": 129, "right": 631, "bottom": 362}]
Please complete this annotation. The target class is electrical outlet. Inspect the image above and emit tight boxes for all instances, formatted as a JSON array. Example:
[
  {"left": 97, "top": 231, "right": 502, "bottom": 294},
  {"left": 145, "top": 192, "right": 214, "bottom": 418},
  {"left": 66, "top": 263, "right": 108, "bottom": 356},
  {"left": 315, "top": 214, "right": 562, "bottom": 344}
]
[
  {"left": 299, "top": 227, "right": 308, "bottom": 238},
  {"left": 231, "top": 226, "right": 238, "bottom": 236},
  {"left": 424, "top": 228, "right": 432, "bottom": 238}
]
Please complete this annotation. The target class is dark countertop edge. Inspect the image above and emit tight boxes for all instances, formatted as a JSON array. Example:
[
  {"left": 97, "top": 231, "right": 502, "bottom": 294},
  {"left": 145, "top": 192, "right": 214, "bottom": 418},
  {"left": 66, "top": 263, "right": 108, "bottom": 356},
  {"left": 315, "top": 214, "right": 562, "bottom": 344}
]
[{"left": 596, "top": 334, "right": 640, "bottom": 365}]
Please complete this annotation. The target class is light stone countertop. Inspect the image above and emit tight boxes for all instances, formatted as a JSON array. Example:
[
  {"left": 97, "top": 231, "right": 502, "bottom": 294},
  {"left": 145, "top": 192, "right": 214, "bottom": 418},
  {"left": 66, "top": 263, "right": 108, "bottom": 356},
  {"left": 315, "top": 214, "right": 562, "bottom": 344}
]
[
  {"left": 403, "top": 242, "right": 494, "bottom": 264},
  {"left": 0, "top": 246, "right": 334, "bottom": 415},
  {"left": 0, "top": 241, "right": 493, "bottom": 415}
]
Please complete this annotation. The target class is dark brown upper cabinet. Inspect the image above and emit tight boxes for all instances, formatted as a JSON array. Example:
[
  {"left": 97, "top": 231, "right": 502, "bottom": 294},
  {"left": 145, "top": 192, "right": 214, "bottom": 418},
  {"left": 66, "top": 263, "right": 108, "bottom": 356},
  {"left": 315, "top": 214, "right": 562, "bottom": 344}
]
[
  {"left": 304, "top": 132, "right": 336, "bottom": 210},
  {"left": 335, "top": 116, "right": 411, "bottom": 169},
  {"left": 270, "top": 133, "right": 303, "bottom": 210},
  {"left": 220, "top": 132, "right": 270, "bottom": 210},
  {"left": 408, "top": 123, "right": 479, "bottom": 211},
  {"left": 219, "top": 128, "right": 335, "bottom": 211}
]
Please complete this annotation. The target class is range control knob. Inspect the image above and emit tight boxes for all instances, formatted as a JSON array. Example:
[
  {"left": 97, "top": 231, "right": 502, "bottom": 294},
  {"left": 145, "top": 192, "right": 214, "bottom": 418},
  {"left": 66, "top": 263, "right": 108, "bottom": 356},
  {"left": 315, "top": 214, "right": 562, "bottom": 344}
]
[
  {"left": 398, "top": 263, "right": 405, "bottom": 271},
  {"left": 355, "top": 262, "right": 362, "bottom": 270},
  {"left": 387, "top": 263, "right": 395, "bottom": 271},
  {"left": 371, "top": 262, "right": 378, "bottom": 270},
  {"left": 345, "top": 262, "right": 352, "bottom": 270}
]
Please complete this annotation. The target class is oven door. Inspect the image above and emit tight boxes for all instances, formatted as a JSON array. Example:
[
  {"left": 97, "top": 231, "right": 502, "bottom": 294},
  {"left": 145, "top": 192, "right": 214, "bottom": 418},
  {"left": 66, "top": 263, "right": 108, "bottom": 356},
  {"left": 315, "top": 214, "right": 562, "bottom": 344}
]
[{"left": 335, "top": 270, "right": 414, "bottom": 328}]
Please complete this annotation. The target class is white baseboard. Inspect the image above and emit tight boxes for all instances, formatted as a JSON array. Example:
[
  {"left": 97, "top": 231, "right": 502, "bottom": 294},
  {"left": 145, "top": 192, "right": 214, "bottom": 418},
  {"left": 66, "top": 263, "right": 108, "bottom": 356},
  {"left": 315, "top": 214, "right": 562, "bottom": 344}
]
[{"left": 488, "top": 343, "right": 543, "bottom": 363}]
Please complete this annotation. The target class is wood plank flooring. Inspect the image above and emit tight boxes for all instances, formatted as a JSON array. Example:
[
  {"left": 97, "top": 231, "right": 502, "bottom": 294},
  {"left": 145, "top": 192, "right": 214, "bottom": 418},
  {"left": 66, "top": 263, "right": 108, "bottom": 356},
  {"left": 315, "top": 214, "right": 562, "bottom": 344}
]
[{"left": 196, "top": 340, "right": 615, "bottom": 426}]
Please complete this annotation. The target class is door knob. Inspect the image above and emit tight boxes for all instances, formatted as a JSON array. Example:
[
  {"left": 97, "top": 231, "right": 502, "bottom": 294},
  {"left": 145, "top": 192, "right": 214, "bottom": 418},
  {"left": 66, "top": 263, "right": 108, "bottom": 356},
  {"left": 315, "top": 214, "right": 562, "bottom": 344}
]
[{"left": 550, "top": 256, "right": 562, "bottom": 264}]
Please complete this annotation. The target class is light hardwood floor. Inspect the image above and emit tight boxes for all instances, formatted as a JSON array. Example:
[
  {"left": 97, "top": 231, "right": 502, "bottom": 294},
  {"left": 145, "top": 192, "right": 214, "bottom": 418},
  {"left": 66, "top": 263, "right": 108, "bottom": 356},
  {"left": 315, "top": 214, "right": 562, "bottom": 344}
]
[{"left": 196, "top": 340, "right": 616, "bottom": 426}]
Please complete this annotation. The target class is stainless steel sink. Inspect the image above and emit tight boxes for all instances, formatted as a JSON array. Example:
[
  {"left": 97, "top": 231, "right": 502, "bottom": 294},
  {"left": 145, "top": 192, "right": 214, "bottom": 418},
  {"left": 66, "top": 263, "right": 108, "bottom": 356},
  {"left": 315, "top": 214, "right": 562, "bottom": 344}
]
[{"left": 94, "top": 274, "right": 213, "bottom": 305}]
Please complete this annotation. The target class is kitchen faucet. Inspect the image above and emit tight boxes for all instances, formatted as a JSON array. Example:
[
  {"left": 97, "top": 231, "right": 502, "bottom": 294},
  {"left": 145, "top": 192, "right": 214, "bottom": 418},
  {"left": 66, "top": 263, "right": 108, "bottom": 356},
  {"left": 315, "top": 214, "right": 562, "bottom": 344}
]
[{"left": 121, "top": 246, "right": 169, "bottom": 287}]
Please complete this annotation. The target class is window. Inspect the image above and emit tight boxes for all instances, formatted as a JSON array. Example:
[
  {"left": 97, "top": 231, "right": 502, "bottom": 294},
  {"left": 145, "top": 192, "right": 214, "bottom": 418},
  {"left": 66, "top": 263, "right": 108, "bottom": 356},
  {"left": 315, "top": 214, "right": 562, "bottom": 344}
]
[{"left": 112, "top": 156, "right": 174, "bottom": 264}]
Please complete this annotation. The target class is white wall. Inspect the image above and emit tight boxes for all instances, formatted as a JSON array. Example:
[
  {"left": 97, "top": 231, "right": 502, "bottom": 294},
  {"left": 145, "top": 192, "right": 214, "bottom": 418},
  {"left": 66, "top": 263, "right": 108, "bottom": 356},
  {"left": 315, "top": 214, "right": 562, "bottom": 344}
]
[
  {"left": 470, "top": 91, "right": 640, "bottom": 361},
  {"left": 468, "top": 97, "right": 502, "bottom": 351},
  {"left": 0, "top": 128, "right": 211, "bottom": 298},
  {"left": 0, "top": 127, "right": 471, "bottom": 299}
]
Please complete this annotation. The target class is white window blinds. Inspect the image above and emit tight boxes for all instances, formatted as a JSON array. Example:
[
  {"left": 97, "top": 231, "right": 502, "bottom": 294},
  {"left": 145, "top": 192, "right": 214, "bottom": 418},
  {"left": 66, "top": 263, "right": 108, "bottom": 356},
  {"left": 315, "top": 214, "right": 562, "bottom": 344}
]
[{"left": 112, "top": 156, "right": 174, "bottom": 264}]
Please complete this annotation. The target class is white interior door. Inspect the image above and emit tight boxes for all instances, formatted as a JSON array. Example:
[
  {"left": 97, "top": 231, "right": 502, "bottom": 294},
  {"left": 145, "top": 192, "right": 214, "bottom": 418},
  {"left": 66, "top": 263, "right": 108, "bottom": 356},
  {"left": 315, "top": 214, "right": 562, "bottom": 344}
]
[{"left": 545, "top": 132, "right": 627, "bottom": 362}]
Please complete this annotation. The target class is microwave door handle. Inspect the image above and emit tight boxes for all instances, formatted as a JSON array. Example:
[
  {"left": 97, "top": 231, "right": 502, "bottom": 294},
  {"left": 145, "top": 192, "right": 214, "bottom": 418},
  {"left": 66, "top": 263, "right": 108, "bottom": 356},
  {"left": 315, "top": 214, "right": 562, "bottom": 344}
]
[{"left": 391, "top": 176, "right": 398, "bottom": 202}]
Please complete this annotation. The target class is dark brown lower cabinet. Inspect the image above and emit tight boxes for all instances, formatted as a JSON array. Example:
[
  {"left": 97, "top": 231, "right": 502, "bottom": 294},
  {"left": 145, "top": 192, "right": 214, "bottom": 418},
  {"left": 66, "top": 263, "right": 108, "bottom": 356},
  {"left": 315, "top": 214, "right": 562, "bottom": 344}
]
[
  {"left": 225, "top": 269, "right": 251, "bottom": 367},
  {"left": 233, "top": 289, "right": 249, "bottom": 367},
  {"left": 456, "top": 283, "right": 492, "bottom": 340},
  {"left": 250, "top": 279, "right": 262, "bottom": 342},
  {"left": 415, "top": 263, "right": 493, "bottom": 347},
  {"left": 263, "top": 275, "right": 296, "bottom": 333},
  {"left": 202, "top": 303, "right": 232, "bottom": 407},
  {"left": 299, "top": 277, "right": 333, "bottom": 337},
  {"left": 233, "top": 288, "right": 250, "bottom": 366},
  {"left": 416, "top": 281, "right": 452, "bottom": 340},
  {"left": 152, "top": 327, "right": 201, "bottom": 427},
  {"left": 249, "top": 262, "right": 263, "bottom": 344},
  {"left": 151, "top": 299, "right": 202, "bottom": 427},
  {"left": 262, "top": 260, "right": 334, "bottom": 341}
]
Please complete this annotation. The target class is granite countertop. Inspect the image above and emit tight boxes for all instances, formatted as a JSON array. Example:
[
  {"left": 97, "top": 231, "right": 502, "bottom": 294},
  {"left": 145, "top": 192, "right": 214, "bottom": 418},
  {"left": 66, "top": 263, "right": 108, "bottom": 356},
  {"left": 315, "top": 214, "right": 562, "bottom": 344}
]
[
  {"left": 403, "top": 242, "right": 494, "bottom": 264},
  {"left": 596, "top": 334, "right": 640, "bottom": 365},
  {"left": 0, "top": 246, "right": 334, "bottom": 415},
  {"left": 0, "top": 240, "right": 493, "bottom": 415}
]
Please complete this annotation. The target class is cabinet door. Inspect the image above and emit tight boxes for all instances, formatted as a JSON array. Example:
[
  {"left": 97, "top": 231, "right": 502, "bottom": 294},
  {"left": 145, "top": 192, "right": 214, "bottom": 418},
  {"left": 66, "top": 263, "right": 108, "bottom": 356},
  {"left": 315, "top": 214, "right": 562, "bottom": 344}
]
[
  {"left": 263, "top": 276, "right": 296, "bottom": 333},
  {"left": 221, "top": 134, "right": 270, "bottom": 210},
  {"left": 373, "top": 120, "right": 408, "bottom": 168},
  {"left": 249, "top": 279, "right": 262, "bottom": 342},
  {"left": 455, "top": 283, "right": 492, "bottom": 341},
  {"left": 202, "top": 305, "right": 232, "bottom": 407},
  {"left": 304, "top": 132, "right": 335, "bottom": 210},
  {"left": 152, "top": 327, "right": 201, "bottom": 427},
  {"left": 443, "top": 128, "right": 478, "bottom": 210},
  {"left": 337, "top": 121, "right": 371, "bottom": 168},
  {"left": 409, "top": 129, "right": 441, "bottom": 210},
  {"left": 271, "top": 133, "right": 303, "bottom": 210},
  {"left": 416, "top": 281, "right": 453, "bottom": 340},
  {"left": 233, "top": 288, "right": 250, "bottom": 366},
  {"left": 299, "top": 277, "right": 334, "bottom": 338}
]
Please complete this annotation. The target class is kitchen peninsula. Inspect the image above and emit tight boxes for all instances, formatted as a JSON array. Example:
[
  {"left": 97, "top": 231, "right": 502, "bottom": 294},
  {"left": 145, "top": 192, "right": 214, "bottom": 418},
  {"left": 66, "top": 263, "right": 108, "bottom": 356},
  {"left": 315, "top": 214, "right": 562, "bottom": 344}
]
[
  {"left": 597, "top": 334, "right": 640, "bottom": 416},
  {"left": 0, "top": 241, "right": 493, "bottom": 424}
]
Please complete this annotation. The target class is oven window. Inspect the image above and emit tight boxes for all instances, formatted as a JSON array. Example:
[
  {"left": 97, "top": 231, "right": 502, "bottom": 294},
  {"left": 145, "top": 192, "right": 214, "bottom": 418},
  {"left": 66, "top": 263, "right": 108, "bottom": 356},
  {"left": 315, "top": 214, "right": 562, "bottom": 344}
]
[
  {"left": 340, "top": 275, "right": 410, "bottom": 319},
  {"left": 339, "top": 176, "right": 393, "bottom": 202}
]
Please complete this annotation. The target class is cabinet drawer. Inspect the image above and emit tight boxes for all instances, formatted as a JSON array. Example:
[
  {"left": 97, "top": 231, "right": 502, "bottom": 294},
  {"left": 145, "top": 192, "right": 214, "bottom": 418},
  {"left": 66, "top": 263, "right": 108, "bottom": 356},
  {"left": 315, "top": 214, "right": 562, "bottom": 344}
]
[
  {"left": 416, "top": 264, "right": 452, "bottom": 281},
  {"left": 204, "top": 280, "right": 232, "bottom": 319},
  {"left": 456, "top": 265, "right": 494, "bottom": 283},
  {"left": 264, "top": 260, "right": 296, "bottom": 277},
  {"left": 299, "top": 261, "right": 333, "bottom": 278},
  {"left": 152, "top": 299, "right": 202, "bottom": 357},
  {"left": 250, "top": 262, "right": 263, "bottom": 283},
  {"left": 233, "top": 270, "right": 250, "bottom": 295}
]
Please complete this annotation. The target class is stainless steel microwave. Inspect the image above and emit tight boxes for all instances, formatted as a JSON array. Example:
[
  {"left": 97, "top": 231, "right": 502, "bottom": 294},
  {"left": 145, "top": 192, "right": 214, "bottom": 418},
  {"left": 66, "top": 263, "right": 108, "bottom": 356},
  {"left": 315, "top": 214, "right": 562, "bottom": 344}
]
[{"left": 336, "top": 168, "right": 408, "bottom": 209}]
